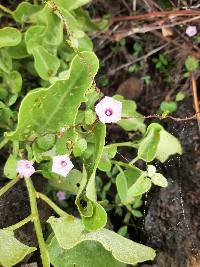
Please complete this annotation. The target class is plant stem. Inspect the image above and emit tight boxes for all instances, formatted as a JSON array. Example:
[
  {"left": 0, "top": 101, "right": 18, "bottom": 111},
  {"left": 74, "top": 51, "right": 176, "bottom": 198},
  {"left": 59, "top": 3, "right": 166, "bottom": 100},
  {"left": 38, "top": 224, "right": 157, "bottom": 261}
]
[
  {"left": 25, "top": 177, "right": 49, "bottom": 267},
  {"left": 4, "top": 215, "right": 33, "bottom": 231},
  {"left": 105, "top": 141, "right": 138, "bottom": 149},
  {"left": 112, "top": 160, "right": 139, "bottom": 170},
  {"left": 0, "top": 4, "right": 13, "bottom": 15},
  {"left": 0, "top": 176, "right": 20, "bottom": 198},
  {"left": 129, "top": 156, "right": 139, "bottom": 165},
  {"left": 0, "top": 138, "right": 8, "bottom": 150},
  {"left": 36, "top": 192, "right": 68, "bottom": 217}
]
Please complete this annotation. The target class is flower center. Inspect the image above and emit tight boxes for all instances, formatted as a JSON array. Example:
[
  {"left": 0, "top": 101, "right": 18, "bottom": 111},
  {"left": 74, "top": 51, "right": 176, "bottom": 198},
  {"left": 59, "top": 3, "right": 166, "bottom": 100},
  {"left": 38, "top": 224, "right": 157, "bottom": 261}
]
[
  {"left": 60, "top": 160, "right": 67, "bottom": 167},
  {"left": 25, "top": 163, "right": 31, "bottom": 169},
  {"left": 105, "top": 108, "right": 113, "bottom": 116}
]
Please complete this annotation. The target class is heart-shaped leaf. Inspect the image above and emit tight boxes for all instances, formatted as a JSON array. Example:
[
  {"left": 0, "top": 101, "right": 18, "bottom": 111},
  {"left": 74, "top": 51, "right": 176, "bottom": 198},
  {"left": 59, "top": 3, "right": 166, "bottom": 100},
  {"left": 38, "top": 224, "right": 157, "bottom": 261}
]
[{"left": 48, "top": 216, "right": 156, "bottom": 266}]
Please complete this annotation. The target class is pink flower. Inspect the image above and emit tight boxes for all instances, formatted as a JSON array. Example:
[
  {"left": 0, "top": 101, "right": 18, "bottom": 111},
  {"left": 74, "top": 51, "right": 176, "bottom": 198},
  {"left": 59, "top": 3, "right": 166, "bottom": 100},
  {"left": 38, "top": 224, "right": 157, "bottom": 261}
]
[
  {"left": 186, "top": 26, "right": 197, "bottom": 37},
  {"left": 56, "top": 191, "right": 66, "bottom": 201},
  {"left": 52, "top": 155, "right": 74, "bottom": 177},
  {"left": 16, "top": 160, "right": 35, "bottom": 178},
  {"left": 95, "top": 96, "right": 122, "bottom": 123}
]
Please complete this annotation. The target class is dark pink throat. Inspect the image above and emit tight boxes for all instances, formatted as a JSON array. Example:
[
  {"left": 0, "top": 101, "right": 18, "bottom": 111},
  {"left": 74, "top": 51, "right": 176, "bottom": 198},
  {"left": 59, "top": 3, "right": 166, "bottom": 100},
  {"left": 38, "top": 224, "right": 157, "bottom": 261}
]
[
  {"left": 105, "top": 108, "right": 113, "bottom": 116},
  {"left": 61, "top": 160, "right": 67, "bottom": 167}
]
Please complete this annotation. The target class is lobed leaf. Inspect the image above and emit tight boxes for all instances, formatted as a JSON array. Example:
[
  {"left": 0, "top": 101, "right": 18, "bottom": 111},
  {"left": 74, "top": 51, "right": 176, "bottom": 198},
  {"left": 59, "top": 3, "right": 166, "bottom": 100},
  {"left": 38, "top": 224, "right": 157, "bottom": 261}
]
[
  {"left": 6, "top": 51, "right": 99, "bottom": 141},
  {"left": 0, "top": 27, "right": 21, "bottom": 48}
]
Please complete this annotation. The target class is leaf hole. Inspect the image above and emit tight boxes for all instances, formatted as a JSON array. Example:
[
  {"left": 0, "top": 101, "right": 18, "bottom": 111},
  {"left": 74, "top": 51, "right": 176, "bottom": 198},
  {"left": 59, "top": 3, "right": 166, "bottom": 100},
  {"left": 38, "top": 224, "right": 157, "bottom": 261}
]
[{"left": 80, "top": 199, "right": 87, "bottom": 209}]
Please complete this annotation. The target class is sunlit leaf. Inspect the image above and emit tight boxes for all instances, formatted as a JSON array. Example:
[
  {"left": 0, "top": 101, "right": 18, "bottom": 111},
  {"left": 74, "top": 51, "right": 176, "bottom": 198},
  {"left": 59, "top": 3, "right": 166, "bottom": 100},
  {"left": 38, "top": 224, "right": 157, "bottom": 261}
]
[
  {"left": 32, "top": 46, "right": 60, "bottom": 80},
  {"left": 4, "top": 155, "right": 18, "bottom": 180},
  {"left": 48, "top": 236, "right": 125, "bottom": 267},
  {"left": 48, "top": 216, "right": 156, "bottom": 266},
  {"left": 53, "top": 0, "right": 91, "bottom": 11},
  {"left": 155, "top": 129, "right": 182, "bottom": 163},
  {"left": 6, "top": 51, "right": 99, "bottom": 141},
  {"left": 13, "top": 2, "right": 42, "bottom": 23},
  {"left": 0, "top": 230, "right": 36, "bottom": 267},
  {"left": 0, "top": 27, "right": 21, "bottom": 48},
  {"left": 138, "top": 124, "right": 162, "bottom": 162},
  {"left": 151, "top": 173, "right": 168, "bottom": 188},
  {"left": 116, "top": 172, "right": 128, "bottom": 204}
]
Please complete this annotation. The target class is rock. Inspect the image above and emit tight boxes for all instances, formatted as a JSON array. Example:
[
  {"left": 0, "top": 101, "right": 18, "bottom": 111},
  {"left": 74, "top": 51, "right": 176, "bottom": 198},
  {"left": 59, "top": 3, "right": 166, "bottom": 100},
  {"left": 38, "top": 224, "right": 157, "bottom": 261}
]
[{"left": 117, "top": 77, "right": 142, "bottom": 100}]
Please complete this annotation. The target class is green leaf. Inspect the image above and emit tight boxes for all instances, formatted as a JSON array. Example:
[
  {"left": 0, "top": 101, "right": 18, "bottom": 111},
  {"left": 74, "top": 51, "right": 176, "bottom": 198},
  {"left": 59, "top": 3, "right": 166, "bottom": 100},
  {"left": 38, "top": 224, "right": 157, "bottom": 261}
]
[
  {"left": 73, "top": 138, "right": 87, "bottom": 157},
  {"left": 98, "top": 158, "right": 111, "bottom": 172},
  {"left": 56, "top": 129, "right": 77, "bottom": 155},
  {"left": 79, "top": 123, "right": 107, "bottom": 231},
  {"left": 113, "top": 95, "right": 145, "bottom": 133},
  {"left": 117, "top": 226, "right": 128, "bottom": 237},
  {"left": 185, "top": 56, "right": 199, "bottom": 72},
  {"left": 151, "top": 173, "right": 168, "bottom": 187},
  {"left": 25, "top": 25, "right": 46, "bottom": 54},
  {"left": 0, "top": 48, "right": 12, "bottom": 73},
  {"left": 84, "top": 109, "right": 96, "bottom": 125},
  {"left": 36, "top": 134, "right": 56, "bottom": 151},
  {"left": 116, "top": 172, "right": 128, "bottom": 204},
  {"left": 32, "top": 46, "right": 60, "bottom": 80},
  {"left": 138, "top": 124, "right": 162, "bottom": 162},
  {"left": 160, "top": 101, "right": 177, "bottom": 113},
  {"left": 82, "top": 201, "right": 107, "bottom": 231},
  {"left": 0, "top": 27, "right": 21, "bottom": 48},
  {"left": 127, "top": 175, "right": 151, "bottom": 199},
  {"left": 176, "top": 92, "right": 185, "bottom": 102},
  {"left": 75, "top": 166, "right": 94, "bottom": 217},
  {"left": 43, "top": 7, "right": 63, "bottom": 46},
  {"left": 53, "top": 0, "right": 91, "bottom": 11},
  {"left": 48, "top": 237, "right": 125, "bottom": 267},
  {"left": 131, "top": 210, "right": 143, "bottom": 218},
  {"left": 7, "top": 38, "right": 28, "bottom": 59},
  {"left": 5, "top": 71, "right": 22, "bottom": 94},
  {"left": 13, "top": 2, "right": 42, "bottom": 23},
  {"left": 4, "top": 155, "right": 18, "bottom": 179},
  {"left": 147, "top": 165, "right": 156, "bottom": 178},
  {"left": 155, "top": 129, "right": 182, "bottom": 163},
  {"left": 6, "top": 51, "right": 99, "bottom": 141},
  {"left": 0, "top": 230, "right": 36, "bottom": 267},
  {"left": 48, "top": 216, "right": 156, "bottom": 266},
  {"left": 49, "top": 169, "right": 82, "bottom": 194}
]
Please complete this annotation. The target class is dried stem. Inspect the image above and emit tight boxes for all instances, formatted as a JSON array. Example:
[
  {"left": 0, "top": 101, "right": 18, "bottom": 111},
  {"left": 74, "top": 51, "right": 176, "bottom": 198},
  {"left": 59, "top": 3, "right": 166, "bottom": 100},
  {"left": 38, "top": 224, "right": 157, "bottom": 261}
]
[{"left": 191, "top": 73, "right": 200, "bottom": 132}]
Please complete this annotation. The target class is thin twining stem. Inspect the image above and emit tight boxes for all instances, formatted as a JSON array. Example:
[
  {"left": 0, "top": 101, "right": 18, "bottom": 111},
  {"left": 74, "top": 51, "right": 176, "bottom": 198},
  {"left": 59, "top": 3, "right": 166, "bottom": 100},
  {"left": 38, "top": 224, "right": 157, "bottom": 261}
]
[
  {"left": 122, "top": 111, "right": 200, "bottom": 122},
  {"left": 0, "top": 176, "right": 21, "bottom": 198},
  {"left": 36, "top": 192, "right": 69, "bottom": 217},
  {"left": 25, "top": 177, "right": 50, "bottom": 267},
  {"left": 4, "top": 215, "right": 33, "bottom": 232}
]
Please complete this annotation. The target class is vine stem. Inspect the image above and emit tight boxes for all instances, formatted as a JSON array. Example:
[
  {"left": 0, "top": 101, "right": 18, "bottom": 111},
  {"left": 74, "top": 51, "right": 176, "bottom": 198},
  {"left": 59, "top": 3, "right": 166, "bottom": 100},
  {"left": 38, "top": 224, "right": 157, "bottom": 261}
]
[
  {"left": 0, "top": 176, "right": 20, "bottom": 198},
  {"left": 0, "top": 4, "right": 13, "bottom": 15},
  {"left": 105, "top": 141, "right": 138, "bottom": 149},
  {"left": 36, "top": 192, "right": 68, "bottom": 217},
  {"left": 4, "top": 215, "right": 33, "bottom": 231},
  {"left": 25, "top": 177, "right": 50, "bottom": 267},
  {"left": 129, "top": 156, "right": 139, "bottom": 165}
]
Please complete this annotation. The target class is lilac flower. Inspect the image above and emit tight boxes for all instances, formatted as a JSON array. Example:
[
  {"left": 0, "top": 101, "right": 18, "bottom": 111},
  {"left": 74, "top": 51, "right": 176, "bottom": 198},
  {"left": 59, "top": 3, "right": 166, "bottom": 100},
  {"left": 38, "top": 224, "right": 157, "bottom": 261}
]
[
  {"left": 52, "top": 155, "right": 74, "bottom": 177},
  {"left": 56, "top": 191, "right": 66, "bottom": 201},
  {"left": 186, "top": 26, "right": 197, "bottom": 37},
  {"left": 16, "top": 160, "right": 35, "bottom": 178},
  {"left": 95, "top": 96, "right": 122, "bottom": 123}
]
